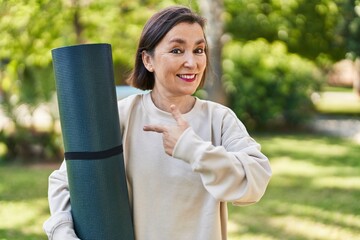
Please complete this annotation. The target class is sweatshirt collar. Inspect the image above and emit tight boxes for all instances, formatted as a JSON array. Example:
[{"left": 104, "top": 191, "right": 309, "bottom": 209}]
[{"left": 142, "top": 92, "right": 201, "bottom": 123}]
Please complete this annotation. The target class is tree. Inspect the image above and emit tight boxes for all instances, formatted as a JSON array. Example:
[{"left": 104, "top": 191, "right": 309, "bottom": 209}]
[
  {"left": 0, "top": 0, "right": 66, "bottom": 114},
  {"left": 0, "top": 0, "right": 202, "bottom": 161},
  {"left": 224, "top": 0, "right": 346, "bottom": 62},
  {"left": 0, "top": 0, "right": 151, "bottom": 161},
  {"left": 198, "top": 0, "right": 227, "bottom": 105},
  {"left": 337, "top": 0, "right": 360, "bottom": 95}
]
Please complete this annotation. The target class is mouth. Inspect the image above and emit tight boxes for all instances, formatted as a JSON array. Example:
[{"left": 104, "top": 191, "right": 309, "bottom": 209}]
[{"left": 177, "top": 74, "right": 197, "bottom": 82}]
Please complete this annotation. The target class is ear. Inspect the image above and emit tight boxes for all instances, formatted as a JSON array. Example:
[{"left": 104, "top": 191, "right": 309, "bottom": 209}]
[{"left": 142, "top": 51, "right": 154, "bottom": 72}]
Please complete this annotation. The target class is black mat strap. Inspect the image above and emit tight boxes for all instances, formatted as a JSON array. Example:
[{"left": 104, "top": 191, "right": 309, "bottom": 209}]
[{"left": 65, "top": 145, "right": 123, "bottom": 160}]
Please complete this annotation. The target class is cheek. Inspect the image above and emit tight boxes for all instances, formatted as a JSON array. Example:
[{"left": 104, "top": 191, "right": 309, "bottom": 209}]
[
  {"left": 199, "top": 57, "right": 207, "bottom": 71},
  {"left": 158, "top": 57, "right": 179, "bottom": 72}
]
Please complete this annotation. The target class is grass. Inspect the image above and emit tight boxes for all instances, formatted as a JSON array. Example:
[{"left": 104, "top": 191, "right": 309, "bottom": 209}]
[
  {"left": 313, "top": 93, "right": 360, "bottom": 115},
  {"left": 321, "top": 86, "right": 354, "bottom": 92},
  {"left": 312, "top": 86, "right": 360, "bottom": 115},
  {"left": 0, "top": 133, "right": 360, "bottom": 240},
  {"left": 0, "top": 164, "right": 57, "bottom": 240},
  {"left": 228, "top": 133, "right": 360, "bottom": 240}
]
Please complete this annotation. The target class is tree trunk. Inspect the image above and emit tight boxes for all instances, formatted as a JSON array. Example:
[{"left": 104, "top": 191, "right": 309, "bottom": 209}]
[
  {"left": 198, "top": 0, "right": 227, "bottom": 105},
  {"left": 355, "top": 58, "right": 360, "bottom": 96},
  {"left": 71, "top": 0, "right": 85, "bottom": 44}
]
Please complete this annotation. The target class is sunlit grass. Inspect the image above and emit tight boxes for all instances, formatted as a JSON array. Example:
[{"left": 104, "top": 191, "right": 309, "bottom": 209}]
[
  {"left": 312, "top": 91, "right": 360, "bottom": 115},
  {"left": 269, "top": 215, "right": 358, "bottom": 240},
  {"left": 315, "top": 100, "right": 360, "bottom": 114},
  {"left": 322, "top": 86, "right": 353, "bottom": 92},
  {"left": 1, "top": 134, "right": 360, "bottom": 240},
  {"left": 313, "top": 176, "right": 360, "bottom": 190},
  {"left": 0, "top": 164, "right": 56, "bottom": 240},
  {"left": 0, "top": 199, "right": 49, "bottom": 238},
  {"left": 228, "top": 133, "right": 360, "bottom": 240}
]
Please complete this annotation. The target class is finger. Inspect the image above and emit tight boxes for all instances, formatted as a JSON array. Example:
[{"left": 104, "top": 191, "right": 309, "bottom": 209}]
[
  {"left": 143, "top": 124, "right": 166, "bottom": 133},
  {"left": 170, "top": 105, "right": 187, "bottom": 126}
]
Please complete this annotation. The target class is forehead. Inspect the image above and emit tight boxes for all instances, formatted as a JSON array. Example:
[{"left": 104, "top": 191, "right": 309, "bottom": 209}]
[{"left": 161, "top": 22, "right": 205, "bottom": 45}]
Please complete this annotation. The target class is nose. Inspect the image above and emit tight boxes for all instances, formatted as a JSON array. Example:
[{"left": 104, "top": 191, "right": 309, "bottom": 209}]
[{"left": 183, "top": 52, "right": 196, "bottom": 69}]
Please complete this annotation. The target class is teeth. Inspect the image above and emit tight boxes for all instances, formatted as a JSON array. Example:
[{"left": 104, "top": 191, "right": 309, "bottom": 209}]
[{"left": 179, "top": 74, "right": 195, "bottom": 79}]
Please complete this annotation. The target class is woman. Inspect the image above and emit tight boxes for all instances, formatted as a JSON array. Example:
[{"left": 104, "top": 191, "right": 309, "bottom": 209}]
[{"left": 44, "top": 6, "right": 272, "bottom": 240}]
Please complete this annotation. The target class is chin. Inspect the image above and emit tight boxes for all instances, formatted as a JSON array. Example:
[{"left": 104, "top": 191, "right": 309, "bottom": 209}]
[{"left": 181, "top": 86, "right": 199, "bottom": 96}]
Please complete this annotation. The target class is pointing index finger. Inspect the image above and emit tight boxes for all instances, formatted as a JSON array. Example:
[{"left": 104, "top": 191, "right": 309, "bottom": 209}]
[
  {"left": 170, "top": 105, "right": 188, "bottom": 127},
  {"left": 143, "top": 124, "right": 166, "bottom": 133}
]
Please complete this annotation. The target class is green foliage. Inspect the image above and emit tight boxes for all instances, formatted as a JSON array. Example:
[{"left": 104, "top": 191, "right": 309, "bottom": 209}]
[
  {"left": 0, "top": 1, "right": 70, "bottom": 163},
  {"left": 0, "top": 0, "right": 357, "bottom": 161},
  {"left": 0, "top": 0, "right": 197, "bottom": 101},
  {"left": 0, "top": 126, "right": 63, "bottom": 164},
  {"left": 224, "top": 0, "right": 346, "bottom": 62},
  {"left": 223, "top": 39, "right": 323, "bottom": 129},
  {"left": 0, "top": 0, "right": 64, "bottom": 106},
  {"left": 336, "top": 0, "right": 360, "bottom": 58},
  {"left": 0, "top": 0, "right": 194, "bottom": 162}
]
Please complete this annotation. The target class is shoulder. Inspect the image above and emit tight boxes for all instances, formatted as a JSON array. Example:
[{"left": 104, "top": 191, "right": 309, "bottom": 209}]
[
  {"left": 117, "top": 93, "right": 145, "bottom": 120},
  {"left": 196, "top": 98, "right": 248, "bottom": 133},
  {"left": 196, "top": 98, "right": 238, "bottom": 119},
  {"left": 118, "top": 93, "right": 143, "bottom": 108}
]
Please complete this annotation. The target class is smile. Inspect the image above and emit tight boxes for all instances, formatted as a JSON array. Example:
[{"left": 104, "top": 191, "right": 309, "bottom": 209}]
[{"left": 177, "top": 74, "right": 196, "bottom": 82}]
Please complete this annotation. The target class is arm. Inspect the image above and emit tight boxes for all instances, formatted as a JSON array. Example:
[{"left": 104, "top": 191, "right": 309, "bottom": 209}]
[
  {"left": 43, "top": 161, "right": 80, "bottom": 239},
  {"left": 143, "top": 104, "right": 271, "bottom": 205},
  {"left": 173, "top": 126, "right": 271, "bottom": 205}
]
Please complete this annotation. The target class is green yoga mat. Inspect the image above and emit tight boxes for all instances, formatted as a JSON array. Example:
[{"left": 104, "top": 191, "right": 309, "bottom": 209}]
[{"left": 52, "top": 43, "right": 134, "bottom": 240}]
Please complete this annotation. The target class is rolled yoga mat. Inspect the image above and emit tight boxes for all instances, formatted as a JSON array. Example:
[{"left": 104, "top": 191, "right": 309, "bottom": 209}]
[{"left": 52, "top": 43, "right": 134, "bottom": 240}]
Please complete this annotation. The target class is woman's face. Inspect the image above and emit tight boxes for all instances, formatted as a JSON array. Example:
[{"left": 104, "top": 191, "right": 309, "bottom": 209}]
[{"left": 143, "top": 22, "right": 207, "bottom": 98}]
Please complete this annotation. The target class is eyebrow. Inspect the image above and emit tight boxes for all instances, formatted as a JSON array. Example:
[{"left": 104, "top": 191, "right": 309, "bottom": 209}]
[{"left": 169, "top": 38, "right": 206, "bottom": 45}]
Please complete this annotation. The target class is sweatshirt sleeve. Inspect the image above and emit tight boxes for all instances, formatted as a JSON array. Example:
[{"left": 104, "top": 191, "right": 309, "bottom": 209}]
[
  {"left": 172, "top": 109, "right": 272, "bottom": 206},
  {"left": 43, "top": 161, "right": 80, "bottom": 240}
]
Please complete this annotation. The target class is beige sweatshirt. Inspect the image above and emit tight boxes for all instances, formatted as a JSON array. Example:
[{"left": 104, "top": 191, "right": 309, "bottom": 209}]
[{"left": 43, "top": 92, "right": 272, "bottom": 240}]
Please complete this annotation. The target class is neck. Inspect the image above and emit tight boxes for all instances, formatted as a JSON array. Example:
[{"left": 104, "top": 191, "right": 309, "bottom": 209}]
[{"left": 150, "top": 91, "right": 195, "bottom": 114}]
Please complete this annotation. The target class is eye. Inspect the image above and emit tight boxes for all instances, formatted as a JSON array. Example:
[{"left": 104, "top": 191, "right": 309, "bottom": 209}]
[
  {"left": 194, "top": 48, "right": 205, "bottom": 55},
  {"left": 170, "top": 48, "right": 183, "bottom": 54}
]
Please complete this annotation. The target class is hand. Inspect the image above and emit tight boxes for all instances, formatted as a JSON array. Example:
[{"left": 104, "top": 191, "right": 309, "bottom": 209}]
[{"left": 143, "top": 105, "right": 190, "bottom": 156}]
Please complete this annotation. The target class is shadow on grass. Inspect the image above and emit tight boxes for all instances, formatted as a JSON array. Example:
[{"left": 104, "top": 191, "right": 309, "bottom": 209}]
[
  {"left": 258, "top": 133, "right": 360, "bottom": 168},
  {"left": 0, "top": 228, "right": 47, "bottom": 240},
  {"left": 268, "top": 175, "right": 360, "bottom": 220},
  {"left": 228, "top": 133, "right": 360, "bottom": 239},
  {"left": 0, "top": 165, "right": 54, "bottom": 201},
  {"left": 0, "top": 165, "right": 53, "bottom": 240},
  {"left": 229, "top": 179, "right": 360, "bottom": 239}
]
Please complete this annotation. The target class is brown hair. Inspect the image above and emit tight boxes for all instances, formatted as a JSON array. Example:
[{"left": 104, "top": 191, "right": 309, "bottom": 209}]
[{"left": 126, "top": 6, "right": 208, "bottom": 90}]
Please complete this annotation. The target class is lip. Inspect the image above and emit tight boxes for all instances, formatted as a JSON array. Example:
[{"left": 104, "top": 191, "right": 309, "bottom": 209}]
[{"left": 177, "top": 74, "right": 197, "bottom": 82}]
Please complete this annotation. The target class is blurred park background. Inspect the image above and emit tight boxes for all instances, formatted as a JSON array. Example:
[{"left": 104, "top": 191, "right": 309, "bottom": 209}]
[{"left": 1, "top": 0, "right": 360, "bottom": 239}]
